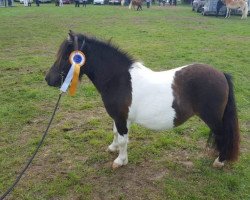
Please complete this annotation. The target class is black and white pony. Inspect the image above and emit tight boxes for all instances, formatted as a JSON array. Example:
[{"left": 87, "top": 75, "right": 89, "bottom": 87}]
[{"left": 46, "top": 31, "right": 240, "bottom": 169}]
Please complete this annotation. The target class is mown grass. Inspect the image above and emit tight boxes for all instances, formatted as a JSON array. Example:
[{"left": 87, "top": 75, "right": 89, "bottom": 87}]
[{"left": 0, "top": 3, "right": 250, "bottom": 200}]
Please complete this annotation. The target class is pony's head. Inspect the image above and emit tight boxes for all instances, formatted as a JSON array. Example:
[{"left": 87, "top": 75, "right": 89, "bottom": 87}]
[{"left": 45, "top": 30, "right": 87, "bottom": 87}]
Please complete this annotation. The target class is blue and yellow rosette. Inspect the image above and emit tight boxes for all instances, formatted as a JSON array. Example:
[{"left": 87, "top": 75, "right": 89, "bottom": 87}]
[{"left": 60, "top": 51, "right": 86, "bottom": 96}]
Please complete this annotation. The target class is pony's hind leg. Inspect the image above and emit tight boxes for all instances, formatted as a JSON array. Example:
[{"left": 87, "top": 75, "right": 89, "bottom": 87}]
[
  {"left": 198, "top": 105, "right": 226, "bottom": 168},
  {"left": 112, "top": 120, "right": 130, "bottom": 169},
  {"left": 241, "top": 5, "right": 248, "bottom": 19},
  {"left": 205, "top": 121, "right": 226, "bottom": 168},
  {"left": 107, "top": 122, "right": 119, "bottom": 152},
  {"left": 210, "top": 125, "right": 226, "bottom": 168}
]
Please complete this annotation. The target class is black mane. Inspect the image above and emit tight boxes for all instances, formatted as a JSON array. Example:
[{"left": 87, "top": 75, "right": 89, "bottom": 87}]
[
  {"left": 85, "top": 35, "right": 134, "bottom": 65},
  {"left": 75, "top": 34, "right": 134, "bottom": 93},
  {"left": 55, "top": 33, "right": 134, "bottom": 70},
  {"left": 52, "top": 33, "right": 135, "bottom": 93}
]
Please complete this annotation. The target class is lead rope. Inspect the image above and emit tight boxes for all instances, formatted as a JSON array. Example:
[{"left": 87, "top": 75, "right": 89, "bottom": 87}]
[
  {"left": 1, "top": 48, "right": 85, "bottom": 199},
  {"left": 0, "top": 92, "right": 63, "bottom": 200}
]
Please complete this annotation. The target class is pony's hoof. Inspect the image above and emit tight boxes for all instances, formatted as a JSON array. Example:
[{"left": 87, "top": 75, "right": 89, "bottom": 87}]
[
  {"left": 112, "top": 162, "right": 123, "bottom": 169},
  {"left": 213, "top": 157, "right": 225, "bottom": 168},
  {"left": 112, "top": 157, "right": 128, "bottom": 169}
]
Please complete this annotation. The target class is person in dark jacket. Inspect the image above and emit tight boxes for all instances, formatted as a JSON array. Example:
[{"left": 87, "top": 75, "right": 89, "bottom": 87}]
[
  {"left": 36, "top": 0, "right": 40, "bottom": 6},
  {"left": 82, "top": 0, "right": 87, "bottom": 7},
  {"left": 8, "top": 0, "right": 12, "bottom": 6},
  {"left": 75, "top": 0, "right": 80, "bottom": 6},
  {"left": 216, "top": 0, "right": 224, "bottom": 17}
]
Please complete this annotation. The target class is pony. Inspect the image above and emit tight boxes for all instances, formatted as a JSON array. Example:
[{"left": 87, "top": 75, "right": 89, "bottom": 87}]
[
  {"left": 45, "top": 31, "right": 240, "bottom": 169},
  {"left": 224, "top": 0, "right": 248, "bottom": 19},
  {"left": 129, "top": 0, "right": 143, "bottom": 10}
]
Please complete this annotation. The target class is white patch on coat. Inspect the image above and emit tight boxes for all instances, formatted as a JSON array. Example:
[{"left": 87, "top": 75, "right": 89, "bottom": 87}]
[
  {"left": 108, "top": 121, "right": 130, "bottom": 152},
  {"left": 128, "top": 62, "right": 187, "bottom": 130},
  {"left": 213, "top": 157, "right": 225, "bottom": 168},
  {"left": 108, "top": 123, "right": 119, "bottom": 152},
  {"left": 110, "top": 122, "right": 131, "bottom": 167},
  {"left": 113, "top": 134, "right": 129, "bottom": 166}
]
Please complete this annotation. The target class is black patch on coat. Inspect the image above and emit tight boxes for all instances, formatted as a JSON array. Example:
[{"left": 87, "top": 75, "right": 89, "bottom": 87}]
[
  {"left": 172, "top": 64, "right": 240, "bottom": 162},
  {"left": 46, "top": 33, "right": 134, "bottom": 135}
]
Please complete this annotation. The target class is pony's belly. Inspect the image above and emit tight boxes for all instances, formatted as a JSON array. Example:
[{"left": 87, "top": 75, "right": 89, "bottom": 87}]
[
  {"left": 132, "top": 113, "right": 175, "bottom": 130},
  {"left": 128, "top": 95, "right": 176, "bottom": 130},
  {"left": 128, "top": 63, "right": 179, "bottom": 130}
]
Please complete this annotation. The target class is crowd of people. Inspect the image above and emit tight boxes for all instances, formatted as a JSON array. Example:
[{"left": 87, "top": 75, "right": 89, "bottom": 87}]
[
  {"left": 73, "top": 0, "right": 87, "bottom": 7},
  {"left": 158, "top": 0, "right": 177, "bottom": 6},
  {"left": 23, "top": 0, "right": 40, "bottom": 6},
  {"left": 1, "top": 0, "right": 179, "bottom": 8}
]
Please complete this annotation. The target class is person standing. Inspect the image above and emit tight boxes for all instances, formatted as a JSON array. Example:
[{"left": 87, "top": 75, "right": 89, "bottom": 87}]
[
  {"left": 82, "top": 0, "right": 87, "bottom": 7},
  {"left": 146, "top": 0, "right": 150, "bottom": 8},
  {"left": 216, "top": 0, "right": 224, "bottom": 17},
  {"left": 23, "top": 0, "right": 28, "bottom": 6},
  {"left": 59, "top": 0, "right": 63, "bottom": 6},
  {"left": 7, "top": 0, "right": 12, "bottom": 6},
  {"left": 75, "top": 0, "right": 80, "bottom": 7}
]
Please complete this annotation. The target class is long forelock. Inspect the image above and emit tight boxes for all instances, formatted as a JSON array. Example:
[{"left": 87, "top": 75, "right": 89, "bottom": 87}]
[{"left": 55, "top": 39, "right": 72, "bottom": 66}]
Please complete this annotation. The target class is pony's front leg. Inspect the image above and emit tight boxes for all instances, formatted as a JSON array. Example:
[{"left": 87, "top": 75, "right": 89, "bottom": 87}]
[
  {"left": 112, "top": 120, "right": 130, "bottom": 169},
  {"left": 228, "top": 8, "right": 232, "bottom": 18},
  {"left": 225, "top": 8, "right": 229, "bottom": 18},
  {"left": 107, "top": 122, "right": 119, "bottom": 152},
  {"left": 112, "top": 134, "right": 129, "bottom": 169}
]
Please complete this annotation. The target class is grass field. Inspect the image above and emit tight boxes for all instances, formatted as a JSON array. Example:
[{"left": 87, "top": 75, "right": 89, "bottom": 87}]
[{"left": 0, "top": 3, "right": 250, "bottom": 200}]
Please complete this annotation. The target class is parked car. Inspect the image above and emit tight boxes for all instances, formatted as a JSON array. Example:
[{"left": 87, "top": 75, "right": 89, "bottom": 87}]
[
  {"left": 63, "top": 0, "right": 71, "bottom": 3},
  {"left": 39, "top": 0, "right": 51, "bottom": 2},
  {"left": 201, "top": 0, "right": 250, "bottom": 16},
  {"left": 192, "top": 0, "right": 205, "bottom": 12},
  {"left": 93, "top": 0, "right": 104, "bottom": 4},
  {"left": 201, "top": 0, "right": 225, "bottom": 15},
  {"left": 20, "top": 0, "right": 33, "bottom": 3}
]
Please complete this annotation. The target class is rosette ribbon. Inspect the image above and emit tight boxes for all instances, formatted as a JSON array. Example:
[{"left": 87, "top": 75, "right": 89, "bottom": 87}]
[{"left": 60, "top": 51, "right": 86, "bottom": 96}]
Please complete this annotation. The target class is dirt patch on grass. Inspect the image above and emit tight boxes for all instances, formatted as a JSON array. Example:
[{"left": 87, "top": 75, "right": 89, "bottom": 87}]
[
  {"left": 86, "top": 161, "right": 168, "bottom": 200},
  {"left": 3, "top": 98, "right": 249, "bottom": 200}
]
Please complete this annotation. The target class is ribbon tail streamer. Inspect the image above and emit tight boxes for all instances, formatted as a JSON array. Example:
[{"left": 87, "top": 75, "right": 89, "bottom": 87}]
[
  {"left": 69, "top": 64, "right": 81, "bottom": 96},
  {"left": 60, "top": 64, "right": 74, "bottom": 93}
]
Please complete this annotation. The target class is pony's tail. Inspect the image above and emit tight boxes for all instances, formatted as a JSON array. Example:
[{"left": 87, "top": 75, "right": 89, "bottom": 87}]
[{"left": 220, "top": 73, "right": 240, "bottom": 162}]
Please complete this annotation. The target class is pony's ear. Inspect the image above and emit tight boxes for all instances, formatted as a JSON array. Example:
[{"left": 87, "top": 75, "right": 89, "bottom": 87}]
[
  {"left": 68, "top": 30, "right": 79, "bottom": 50},
  {"left": 68, "top": 30, "right": 76, "bottom": 42}
]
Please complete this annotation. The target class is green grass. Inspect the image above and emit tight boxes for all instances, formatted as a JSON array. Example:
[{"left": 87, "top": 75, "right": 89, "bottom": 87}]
[{"left": 0, "top": 3, "right": 250, "bottom": 200}]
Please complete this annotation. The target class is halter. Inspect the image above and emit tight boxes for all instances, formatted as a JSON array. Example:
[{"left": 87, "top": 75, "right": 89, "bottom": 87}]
[{"left": 60, "top": 50, "right": 86, "bottom": 96}]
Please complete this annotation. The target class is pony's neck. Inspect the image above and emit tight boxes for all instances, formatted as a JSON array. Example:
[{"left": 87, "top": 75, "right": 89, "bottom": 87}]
[{"left": 84, "top": 39, "right": 133, "bottom": 92}]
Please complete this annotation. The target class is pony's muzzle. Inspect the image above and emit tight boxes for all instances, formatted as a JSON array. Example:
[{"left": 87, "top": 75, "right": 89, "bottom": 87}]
[{"left": 45, "top": 72, "right": 61, "bottom": 87}]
